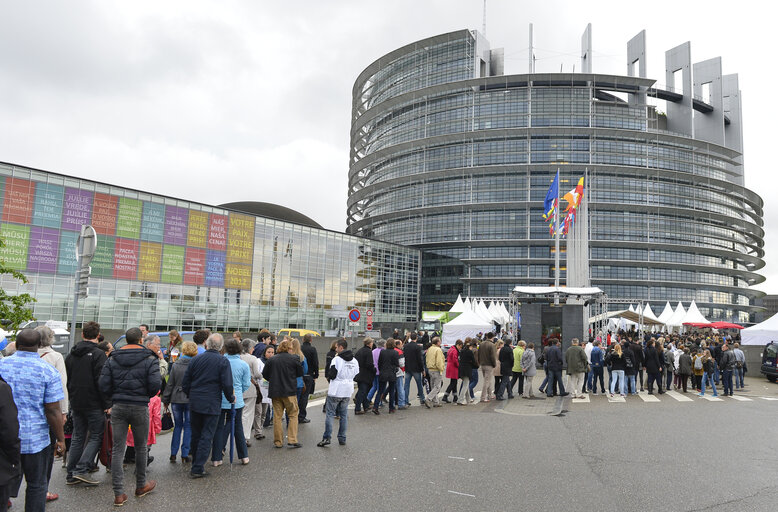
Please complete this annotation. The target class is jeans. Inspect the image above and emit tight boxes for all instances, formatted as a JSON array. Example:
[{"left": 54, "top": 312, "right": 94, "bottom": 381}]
[
  {"left": 546, "top": 369, "right": 566, "bottom": 397},
  {"left": 367, "top": 376, "right": 379, "bottom": 402},
  {"left": 427, "top": 371, "right": 443, "bottom": 404},
  {"left": 458, "top": 377, "right": 472, "bottom": 403},
  {"left": 610, "top": 370, "right": 626, "bottom": 395},
  {"left": 701, "top": 373, "right": 718, "bottom": 396},
  {"left": 213, "top": 408, "right": 247, "bottom": 461},
  {"left": 355, "top": 381, "right": 372, "bottom": 412},
  {"left": 735, "top": 367, "right": 745, "bottom": 388},
  {"left": 496, "top": 374, "right": 513, "bottom": 399},
  {"left": 111, "top": 403, "right": 149, "bottom": 496},
  {"left": 665, "top": 367, "right": 674, "bottom": 390},
  {"left": 714, "top": 364, "right": 720, "bottom": 385},
  {"left": 589, "top": 367, "right": 605, "bottom": 393},
  {"left": 323, "top": 396, "right": 349, "bottom": 441},
  {"left": 626, "top": 374, "right": 637, "bottom": 395},
  {"left": 722, "top": 369, "right": 733, "bottom": 395},
  {"left": 18, "top": 445, "right": 52, "bottom": 512},
  {"left": 404, "top": 371, "right": 425, "bottom": 405},
  {"left": 538, "top": 364, "right": 549, "bottom": 393},
  {"left": 395, "top": 375, "right": 405, "bottom": 407},
  {"left": 190, "top": 411, "right": 219, "bottom": 475},
  {"left": 469, "top": 369, "right": 478, "bottom": 398},
  {"left": 66, "top": 408, "right": 105, "bottom": 477},
  {"left": 374, "top": 380, "right": 396, "bottom": 411},
  {"left": 170, "top": 403, "right": 191, "bottom": 458}
]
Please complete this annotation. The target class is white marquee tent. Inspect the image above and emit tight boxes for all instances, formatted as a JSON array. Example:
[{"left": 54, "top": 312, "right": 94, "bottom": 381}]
[
  {"left": 665, "top": 302, "right": 687, "bottom": 331},
  {"left": 449, "top": 295, "right": 466, "bottom": 313},
  {"left": 742, "top": 312, "right": 778, "bottom": 346},
  {"left": 657, "top": 302, "right": 674, "bottom": 325},
  {"left": 680, "top": 300, "right": 709, "bottom": 325},
  {"left": 442, "top": 309, "right": 494, "bottom": 345}
]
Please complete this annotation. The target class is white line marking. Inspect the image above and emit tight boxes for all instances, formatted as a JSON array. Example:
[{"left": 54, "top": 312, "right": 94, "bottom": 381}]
[
  {"left": 447, "top": 456, "right": 466, "bottom": 460},
  {"left": 638, "top": 392, "right": 660, "bottom": 402},
  {"left": 447, "top": 490, "right": 475, "bottom": 498},
  {"left": 700, "top": 395, "right": 724, "bottom": 402},
  {"left": 759, "top": 397, "right": 778, "bottom": 401},
  {"left": 728, "top": 395, "right": 752, "bottom": 401},
  {"left": 665, "top": 390, "right": 694, "bottom": 402}
]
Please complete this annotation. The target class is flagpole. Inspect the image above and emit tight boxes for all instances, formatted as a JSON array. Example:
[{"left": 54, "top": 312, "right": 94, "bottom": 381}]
[{"left": 554, "top": 167, "right": 560, "bottom": 305}]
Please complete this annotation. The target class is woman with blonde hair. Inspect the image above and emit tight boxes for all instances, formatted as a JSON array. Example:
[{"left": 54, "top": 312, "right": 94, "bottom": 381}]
[
  {"left": 699, "top": 349, "right": 719, "bottom": 397},
  {"left": 289, "top": 339, "right": 308, "bottom": 420},
  {"left": 605, "top": 342, "right": 626, "bottom": 397}
]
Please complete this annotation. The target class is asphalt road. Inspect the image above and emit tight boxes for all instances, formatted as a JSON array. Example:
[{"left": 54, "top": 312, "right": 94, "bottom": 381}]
[{"left": 17, "top": 376, "right": 778, "bottom": 512}]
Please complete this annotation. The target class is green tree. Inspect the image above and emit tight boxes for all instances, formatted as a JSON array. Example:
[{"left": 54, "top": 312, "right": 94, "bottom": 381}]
[{"left": 0, "top": 237, "right": 36, "bottom": 333}]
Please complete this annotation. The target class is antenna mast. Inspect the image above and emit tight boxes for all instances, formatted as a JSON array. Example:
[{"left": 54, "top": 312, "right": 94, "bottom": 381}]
[{"left": 482, "top": 0, "right": 487, "bottom": 36}]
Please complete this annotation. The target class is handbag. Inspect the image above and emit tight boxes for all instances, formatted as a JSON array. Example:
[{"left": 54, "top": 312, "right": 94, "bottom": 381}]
[
  {"left": 161, "top": 409, "right": 174, "bottom": 433},
  {"left": 63, "top": 412, "right": 74, "bottom": 437},
  {"left": 98, "top": 416, "right": 113, "bottom": 468}
]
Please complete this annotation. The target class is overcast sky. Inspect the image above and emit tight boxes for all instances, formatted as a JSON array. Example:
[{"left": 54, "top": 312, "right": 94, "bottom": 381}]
[{"left": 1, "top": 1, "right": 775, "bottom": 292}]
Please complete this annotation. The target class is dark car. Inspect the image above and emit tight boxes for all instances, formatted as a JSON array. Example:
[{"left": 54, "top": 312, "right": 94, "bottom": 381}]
[
  {"left": 760, "top": 341, "right": 778, "bottom": 382},
  {"left": 114, "top": 331, "right": 196, "bottom": 360}
]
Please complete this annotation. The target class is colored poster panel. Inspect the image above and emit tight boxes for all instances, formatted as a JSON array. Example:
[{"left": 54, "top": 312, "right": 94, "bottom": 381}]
[
  {"left": 32, "top": 183, "right": 64, "bottom": 228},
  {"left": 225, "top": 263, "right": 251, "bottom": 290},
  {"left": 204, "top": 250, "right": 226, "bottom": 287},
  {"left": 2, "top": 177, "right": 35, "bottom": 225},
  {"left": 57, "top": 230, "right": 79, "bottom": 275},
  {"left": 91, "top": 236, "right": 115, "bottom": 278},
  {"left": 164, "top": 206, "right": 188, "bottom": 246},
  {"left": 226, "top": 214, "right": 255, "bottom": 265},
  {"left": 116, "top": 198, "right": 142, "bottom": 239},
  {"left": 161, "top": 245, "right": 185, "bottom": 284},
  {"left": 184, "top": 248, "right": 206, "bottom": 286},
  {"left": 186, "top": 210, "right": 208, "bottom": 248},
  {"left": 208, "top": 214, "right": 228, "bottom": 251},
  {"left": 61, "top": 188, "right": 93, "bottom": 231},
  {"left": 0, "top": 223, "right": 30, "bottom": 270},
  {"left": 92, "top": 193, "right": 118, "bottom": 236},
  {"left": 0, "top": 176, "right": 4, "bottom": 215},
  {"left": 27, "top": 227, "right": 59, "bottom": 273},
  {"left": 113, "top": 238, "right": 139, "bottom": 280},
  {"left": 140, "top": 202, "right": 165, "bottom": 243},
  {"left": 138, "top": 242, "right": 162, "bottom": 282}
]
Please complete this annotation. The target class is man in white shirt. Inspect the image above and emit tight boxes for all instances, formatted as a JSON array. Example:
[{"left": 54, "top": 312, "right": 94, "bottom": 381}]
[
  {"left": 583, "top": 338, "right": 594, "bottom": 393},
  {"left": 318, "top": 339, "right": 359, "bottom": 447}
]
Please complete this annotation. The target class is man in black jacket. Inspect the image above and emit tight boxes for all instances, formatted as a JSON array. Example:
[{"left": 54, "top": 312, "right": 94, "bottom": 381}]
[
  {"left": 298, "top": 334, "right": 319, "bottom": 423},
  {"left": 545, "top": 340, "right": 568, "bottom": 397},
  {"left": 402, "top": 333, "right": 425, "bottom": 407},
  {"left": 353, "top": 338, "right": 375, "bottom": 414},
  {"left": 495, "top": 340, "right": 515, "bottom": 400},
  {"left": 262, "top": 340, "right": 304, "bottom": 448},
  {"left": 99, "top": 327, "right": 161, "bottom": 506},
  {"left": 0, "top": 375, "right": 20, "bottom": 511},
  {"left": 64, "top": 321, "right": 110, "bottom": 486},
  {"left": 630, "top": 339, "right": 646, "bottom": 392}
]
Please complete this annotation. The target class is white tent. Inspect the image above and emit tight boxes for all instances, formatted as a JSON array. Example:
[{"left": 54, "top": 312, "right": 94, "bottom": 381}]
[
  {"left": 463, "top": 297, "right": 472, "bottom": 312},
  {"left": 475, "top": 300, "right": 494, "bottom": 323},
  {"left": 449, "top": 295, "right": 466, "bottom": 313},
  {"left": 657, "top": 302, "right": 674, "bottom": 324},
  {"left": 488, "top": 302, "right": 503, "bottom": 323},
  {"left": 442, "top": 309, "right": 493, "bottom": 346},
  {"left": 665, "top": 302, "right": 687, "bottom": 331},
  {"left": 628, "top": 304, "right": 636, "bottom": 313},
  {"left": 499, "top": 302, "right": 511, "bottom": 324},
  {"left": 680, "top": 300, "right": 709, "bottom": 325},
  {"left": 742, "top": 312, "right": 778, "bottom": 345}
]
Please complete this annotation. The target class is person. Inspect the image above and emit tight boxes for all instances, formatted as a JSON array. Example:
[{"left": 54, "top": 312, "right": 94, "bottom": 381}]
[
  {"left": 495, "top": 339, "right": 514, "bottom": 400},
  {"left": 492, "top": 340, "right": 503, "bottom": 394},
  {"left": 299, "top": 334, "right": 319, "bottom": 424},
  {"left": 261, "top": 340, "right": 303, "bottom": 449},
  {"left": 699, "top": 350, "right": 719, "bottom": 397},
  {"left": 589, "top": 340, "right": 605, "bottom": 395},
  {"left": 289, "top": 339, "right": 308, "bottom": 423},
  {"left": 0, "top": 374, "right": 21, "bottom": 511},
  {"left": 393, "top": 338, "right": 406, "bottom": 409},
  {"left": 167, "top": 330, "right": 184, "bottom": 359},
  {"left": 374, "top": 339, "right": 399, "bottom": 414},
  {"left": 139, "top": 324, "right": 149, "bottom": 339},
  {"left": 719, "top": 343, "right": 736, "bottom": 397},
  {"left": 145, "top": 335, "right": 168, "bottom": 380},
  {"left": 457, "top": 340, "right": 477, "bottom": 405},
  {"left": 644, "top": 340, "right": 663, "bottom": 395},
  {"left": 442, "top": 340, "right": 461, "bottom": 403},
  {"left": 677, "top": 347, "right": 693, "bottom": 393},
  {"left": 425, "top": 337, "right": 445, "bottom": 408},
  {"left": 324, "top": 341, "right": 338, "bottom": 382},
  {"left": 254, "top": 345, "right": 274, "bottom": 440},
  {"left": 212, "top": 338, "right": 251, "bottom": 466},
  {"left": 732, "top": 343, "right": 746, "bottom": 390},
  {"left": 630, "top": 338, "right": 645, "bottom": 392},
  {"left": 181, "top": 333, "right": 234, "bottom": 479},
  {"left": 239, "top": 339, "right": 261, "bottom": 446},
  {"left": 664, "top": 342, "right": 675, "bottom": 391},
  {"left": 583, "top": 338, "right": 594, "bottom": 392},
  {"left": 353, "top": 338, "right": 375, "bottom": 414},
  {"left": 520, "top": 343, "right": 537, "bottom": 398},
  {"left": 623, "top": 342, "right": 638, "bottom": 396},
  {"left": 0, "top": 329, "right": 65, "bottom": 512},
  {"left": 367, "top": 339, "right": 384, "bottom": 408},
  {"left": 402, "top": 333, "right": 425, "bottom": 407},
  {"left": 34, "top": 326, "right": 67, "bottom": 502},
  {"left": 511, "top": 340, "right": 525, "bottom": 398},
  {"left": 605, "top": 342, "right": 626, "bottom": 397},
  {"left": 99, "top": 327, "right": 160, "bottom": 506},
  {"left": 565, "top": 338, "right": 588, "bottom": 399},
  {"left": 477, "top": 333, "right": 496, "bottom": 402},
  {"left": 545, "top": 339, "right": 567, "bottom": 398},
  {"left": 193, "top": 329, "right": 210, "bottom": 356},
  {"left": 251, "top": 331, "right": 271, "bottom": 359},
  {"left": 711, "top": 341, "right": 722, "bottom": 385},
  {"left": 692, "top": 348, "right": 705, "bottom": 391},
  {"left": 318, "top": 339, "right": 358, "bottom": 447},
  {"left": 125, "top": 390, "right": 161, "bottom": 466},
  {"left": 162, "top": 341, "right": 196, "bottom": 463}
]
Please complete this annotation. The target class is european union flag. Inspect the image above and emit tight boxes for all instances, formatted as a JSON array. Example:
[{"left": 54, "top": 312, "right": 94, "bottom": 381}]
[{"left": 542, "top": 170, "right": 560, "bottom": 224}]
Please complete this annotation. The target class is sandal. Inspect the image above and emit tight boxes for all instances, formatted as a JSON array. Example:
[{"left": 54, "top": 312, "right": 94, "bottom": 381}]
[{"left": 46, "top": 493, "right": 59, "bottom": 502}]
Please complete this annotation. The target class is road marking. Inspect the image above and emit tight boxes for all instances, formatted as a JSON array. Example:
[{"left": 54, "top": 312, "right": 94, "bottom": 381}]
[
  {"left": 447, "top": 490, "right": 475, "bottom": 498},
  {"left": 447, "top": 456, "right": 466, "bottom": 460},
  {"left": 759, "top": 397, "right": 778, "bottom": 401},
  {"left": 700, "top": 395, "right": 723, "bottom": 402},
  {"left": 572, "top": 394, "right": 590, "bottom": 403},
  {"left": 728, "top": 395, "right": 752, "bottom": 401},
  {"left": 638, "top": 392, "right": 660, "bottom": 402},
  {"left": 665, "top": 390, "right": 694, "bottom": 402},
  {"left": 607, "top": 394, "right": 625, "bottom": 403}
]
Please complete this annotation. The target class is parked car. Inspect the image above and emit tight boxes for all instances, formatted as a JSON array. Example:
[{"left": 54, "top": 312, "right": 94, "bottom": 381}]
[
  {"left": 114, "top": 330, "right": 196, "bottom": 359},
  {"left": 761, "top": 341, "right": 778, "bottom": 382},
  {"left": 277, "top": 328, "right": 320, "bottom": 339},
  {"left": 1, "top": 321, "right": 71, "bottom": 356}
]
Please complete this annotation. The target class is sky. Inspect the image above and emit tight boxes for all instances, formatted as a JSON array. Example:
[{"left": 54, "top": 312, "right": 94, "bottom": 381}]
[{"left": 0, "top": 1, "right": 775, "bottom": 291}]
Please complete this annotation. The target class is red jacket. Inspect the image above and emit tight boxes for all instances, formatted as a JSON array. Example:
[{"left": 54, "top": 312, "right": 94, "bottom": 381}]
[{"left": 445, "top": 347, "right": 460, "bottom": 379}]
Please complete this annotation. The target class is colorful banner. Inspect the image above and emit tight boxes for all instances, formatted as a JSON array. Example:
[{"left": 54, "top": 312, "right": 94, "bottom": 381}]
[
  {"left": 184, "top": 248, "right": 206, "bottom": 286},
  {"left": 161, "top": 245, "right": 185, "bottom": 284},
  {"left": 2, "top": 177, "right": 35, "bottom": 225},
  {"left": 116, "top": 198, "right": 142, "bottom": 239},
  {"left": 91, "top": 236, "right": 115, "bottom": 278},
  {"left": 0, "top": 223, "right": 30, "bottom": 270},
  {"left": 227, "top": 214, "right": 254, "bottom": 265},
  {"left": 32, "top": 183, "right": 64, "bottom": 229},
  {"left": 92, "top": 193, "right": 118, "bottom": 236},
  {"left": 57, "top": 230, "right": 79, "bottom": 275},
  {"left": 208, "top": 214, "right": 228, "bottom": 251},
  {"left": 27, "top": 227, "right": 59, "bottom": 273},
  {"left": 186, "top": 210, "right": 208, "bottom": 248},
  {"left": 164, "top": 206, "right": 188, "bottom": 246},
  {"left": 225, "top": 263, "right": 251, "bottom": 289},
  {"left": 61, "top": 188, "right": 93, "bottom": 231},
  {"left": 205, "top": 250, "right": 226, "bottom": 287},
  {"left": 138, "top": 242, "right": 162, "bottom": 282},
  {"left": 113, "top": 238, "right": 139, "bottom": 280},
  {"left": 140, "top": 202, "right": 165, "bottom": 243}
]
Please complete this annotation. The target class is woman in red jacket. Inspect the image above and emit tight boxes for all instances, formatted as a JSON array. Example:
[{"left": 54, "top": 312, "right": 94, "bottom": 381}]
[{"left": 442, "top": 340, "right": 463, "bottom": 403}]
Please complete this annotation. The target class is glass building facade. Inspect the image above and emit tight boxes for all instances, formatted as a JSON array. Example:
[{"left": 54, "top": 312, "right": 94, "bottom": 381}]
[
  {"left": 0, "top": 162, "right": 420, "bottom": 332},
  {"left": 346, "top": 29, "right": 765, "bottom": 323}
]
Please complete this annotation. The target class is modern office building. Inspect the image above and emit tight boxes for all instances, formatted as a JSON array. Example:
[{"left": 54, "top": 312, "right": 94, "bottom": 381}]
[
  {"left": 346, "top": 28, "right": 765, "bottom": 323},
  {"left": 0, "top": 161, "right": 420, "bottom": 333}
]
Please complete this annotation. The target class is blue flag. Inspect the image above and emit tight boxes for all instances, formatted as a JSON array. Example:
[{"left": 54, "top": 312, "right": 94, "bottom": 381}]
[{"left": 542, "top": 170, "right": 560, "bottom": 224}]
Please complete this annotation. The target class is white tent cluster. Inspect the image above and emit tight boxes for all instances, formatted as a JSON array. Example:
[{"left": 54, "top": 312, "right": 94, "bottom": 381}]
[
  {"left": 596, "top": 300, "right": 712, "bottom": 333},
  {"left": 442, "top": 295, "right": 512, "bottom": 346}
]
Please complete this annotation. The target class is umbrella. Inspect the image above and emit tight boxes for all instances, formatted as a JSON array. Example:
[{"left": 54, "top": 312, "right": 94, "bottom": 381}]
[
  {"left": 229, "top": 403, "right": 235, "bottom": 467},
  {"left": 682, "top": 322, "right": 713, "bottom": 329},
  {"left": 709, "top": 321, "right": 744, "bottom": 330}
]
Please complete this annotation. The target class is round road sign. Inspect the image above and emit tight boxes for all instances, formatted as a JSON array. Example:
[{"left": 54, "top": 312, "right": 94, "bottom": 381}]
[{"left": 348, "top": 309, "right": 361, "bottom": 322}]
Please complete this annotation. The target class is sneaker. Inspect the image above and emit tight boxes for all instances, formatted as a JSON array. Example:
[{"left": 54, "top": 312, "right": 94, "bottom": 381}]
[
  {"left": 134, "top": 480, "right": 156, "bottom": 497},
  {"left": 698, "top": 393, "right": 704, "bottom": 397},
  {"left": 113, "top": 494, "right": 128, "bottom": 507},
  {"left": 338, "top": 439, "right": 346, "bottom": 445},
  {"left": 146, "top": 456, "right": 154, "bottom": 466},
  {"left": 424, "top": 399, "right": 431, "bottom": 409},
  {"left": 354, "top": 410, "right": 365, "bottom": 415},
  {"left": 181, "top": 456, "right": 191, "bottom": 463},
  {"left": 73, "top": 473, "right": 99, "bottom": 486},
  {"left": 317, "top": 438, "right": 331, "bottom": 447},
  {"left": 189, "top": 471, "right": 208, "bottom": 479},
  {"left": 169, "top": 455, "right": 176, "bottom": 463},
  {"left": 212, "top": 461, "right": 223, "bottom": 467},
  {"left": 287, "top": 443, "right": 302, "bottom": 449},
  {"left": 66, "top": 476, "right": 81, "bottom": 486}
]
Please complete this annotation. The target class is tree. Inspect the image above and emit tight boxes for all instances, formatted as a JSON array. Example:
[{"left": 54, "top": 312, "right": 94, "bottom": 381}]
[{"left": 0, "top": 237, "right": 36, "bottom": 333}]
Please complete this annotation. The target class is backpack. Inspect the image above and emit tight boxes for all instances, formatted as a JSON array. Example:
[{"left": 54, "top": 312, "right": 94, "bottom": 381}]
[{"left": 694, "top": 356, "right": 703, "bottom": 370}]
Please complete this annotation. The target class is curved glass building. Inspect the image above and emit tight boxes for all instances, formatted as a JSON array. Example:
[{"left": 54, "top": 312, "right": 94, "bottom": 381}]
[{"left": 346, "top": 29, "right": 764, "bottom": 323}]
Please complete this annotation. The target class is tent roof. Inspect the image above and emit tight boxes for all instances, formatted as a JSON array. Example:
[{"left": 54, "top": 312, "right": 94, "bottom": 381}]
[
  {"left": 449, "top": 295, "right": 465, "bottom": 313},
  {"left": 589, "top": 310, "right": 664, "bottom": 326},
  {"left": 444, "top": 309, "right": 493, "bottom": 328},
  {"left": 665, "top": 302, "right": 687, "bottom": 327},
  {"left": 680, "top": 300, "right": 709, "bottom": 324},
  {"left": 657, "top": 302, "right": 674, "bottom": 323},
  {"left": 744, "top": 312, "right": 778, "bottom": 333}
]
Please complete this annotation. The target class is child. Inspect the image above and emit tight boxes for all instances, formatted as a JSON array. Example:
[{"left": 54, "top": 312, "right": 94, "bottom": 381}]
[{"left": 125, "top": 393, "right": 162, "bottom": 466}]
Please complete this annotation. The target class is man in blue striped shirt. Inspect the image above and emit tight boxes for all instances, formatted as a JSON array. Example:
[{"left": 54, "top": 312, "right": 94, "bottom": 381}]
[{"left": 0, "top": 329, "right": 64, "bottom": 512}]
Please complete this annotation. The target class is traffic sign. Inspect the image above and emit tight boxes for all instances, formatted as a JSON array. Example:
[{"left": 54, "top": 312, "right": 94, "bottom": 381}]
[
  {"left": 366, "top": 309, "right": 374, "bottom": 317},
  {"left": 348, "top": 309, "right": 360, "bottom": 322},
  {"left": 366, "top": 319, "right": 373, "bottom": 331}
]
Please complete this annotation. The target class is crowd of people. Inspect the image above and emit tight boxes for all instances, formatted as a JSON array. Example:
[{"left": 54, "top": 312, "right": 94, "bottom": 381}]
[{"left": 0, "top": 321, "right": 747, "bottom": 510}]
